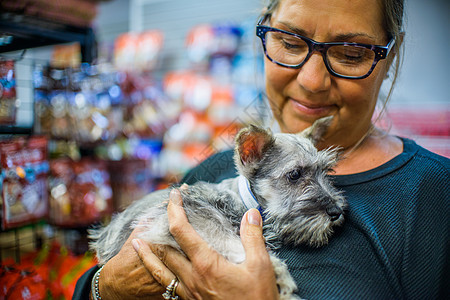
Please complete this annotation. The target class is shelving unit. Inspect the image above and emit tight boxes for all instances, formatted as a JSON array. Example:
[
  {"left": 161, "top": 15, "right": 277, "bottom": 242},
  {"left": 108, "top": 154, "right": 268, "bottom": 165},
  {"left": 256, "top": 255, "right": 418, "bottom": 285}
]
[
  {"left": 0, "top": 11, "right": 99, "bottom": 259},
  {"left": 0, "top": 12, "right": 97, "bottom": 63}
]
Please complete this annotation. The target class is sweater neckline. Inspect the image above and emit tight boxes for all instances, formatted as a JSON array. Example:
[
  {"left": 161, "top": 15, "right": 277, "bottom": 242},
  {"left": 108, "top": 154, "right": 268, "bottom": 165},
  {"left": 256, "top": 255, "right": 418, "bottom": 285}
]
[{"left": 330, "top": 137, "right": 418, "bottom": 186}]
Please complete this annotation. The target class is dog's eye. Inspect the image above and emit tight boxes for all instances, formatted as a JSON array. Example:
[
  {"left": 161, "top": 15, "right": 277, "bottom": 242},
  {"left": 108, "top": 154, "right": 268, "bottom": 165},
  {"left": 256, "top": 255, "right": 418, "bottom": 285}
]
[{"left": 287, "top": 169, "right": 302, "bottom": 183}]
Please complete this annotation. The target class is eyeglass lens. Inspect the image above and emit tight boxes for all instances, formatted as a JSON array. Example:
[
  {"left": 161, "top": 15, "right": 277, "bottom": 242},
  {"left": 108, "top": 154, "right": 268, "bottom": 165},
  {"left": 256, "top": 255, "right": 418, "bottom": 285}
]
[{"left": 265, "top": 31, "right": 376, "bottom": 77}]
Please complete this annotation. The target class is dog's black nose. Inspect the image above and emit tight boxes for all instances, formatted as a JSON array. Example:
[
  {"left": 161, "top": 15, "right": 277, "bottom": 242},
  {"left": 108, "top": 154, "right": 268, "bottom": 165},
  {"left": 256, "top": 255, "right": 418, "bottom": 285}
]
[{"left": 326, "top": 207, "right": 342, "bottom": 221}]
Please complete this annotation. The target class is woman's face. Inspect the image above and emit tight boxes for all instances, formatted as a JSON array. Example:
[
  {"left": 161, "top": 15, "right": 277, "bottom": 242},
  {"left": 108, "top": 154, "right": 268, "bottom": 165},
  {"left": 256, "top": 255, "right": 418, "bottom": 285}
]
[{"left": 265, "top": 0, "right": 391, "bottom": 150}]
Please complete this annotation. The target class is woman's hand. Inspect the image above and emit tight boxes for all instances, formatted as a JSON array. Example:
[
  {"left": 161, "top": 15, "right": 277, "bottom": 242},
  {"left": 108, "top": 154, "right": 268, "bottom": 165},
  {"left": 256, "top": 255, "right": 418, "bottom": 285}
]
[
  {"left": 132, "top": 188, "right": 280, "bottom": 300},
  {"left": 97, "top": 222, "right": 172, "bottom": 299}
]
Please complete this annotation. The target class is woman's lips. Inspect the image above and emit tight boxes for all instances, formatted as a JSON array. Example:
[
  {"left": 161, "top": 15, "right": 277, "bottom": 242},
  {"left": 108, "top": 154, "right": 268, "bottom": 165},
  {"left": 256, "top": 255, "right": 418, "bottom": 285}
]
[{"left": 289, "top": 98, "right": 336, "bottom": 117}]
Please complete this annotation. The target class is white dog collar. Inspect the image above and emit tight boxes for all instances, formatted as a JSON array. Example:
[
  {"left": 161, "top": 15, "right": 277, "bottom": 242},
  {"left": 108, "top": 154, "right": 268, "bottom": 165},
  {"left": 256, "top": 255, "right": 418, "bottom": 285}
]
[{"left": 238, "top": 175, "right": 260, "bottom": 210}]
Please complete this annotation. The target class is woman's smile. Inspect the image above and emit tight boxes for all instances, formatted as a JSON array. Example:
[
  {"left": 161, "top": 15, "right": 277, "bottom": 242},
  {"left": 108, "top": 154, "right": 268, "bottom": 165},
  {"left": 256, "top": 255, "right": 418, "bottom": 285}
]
[{"left": 288, "top": 97, "right": 336, "bottom": 119}]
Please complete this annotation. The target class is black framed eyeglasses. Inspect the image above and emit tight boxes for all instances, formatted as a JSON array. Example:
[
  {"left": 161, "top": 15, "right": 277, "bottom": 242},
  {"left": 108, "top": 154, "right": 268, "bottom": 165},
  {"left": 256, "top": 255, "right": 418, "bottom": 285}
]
[{"left": 256, "top": 19, "right": 395, "bottom": 79}]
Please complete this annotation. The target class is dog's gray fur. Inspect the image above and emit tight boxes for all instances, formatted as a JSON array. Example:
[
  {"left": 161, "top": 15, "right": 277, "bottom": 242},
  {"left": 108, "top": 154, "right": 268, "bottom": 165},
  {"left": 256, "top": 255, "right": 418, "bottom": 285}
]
[{"left": 89, "top": 117, "right": 346, "bottom": 300}]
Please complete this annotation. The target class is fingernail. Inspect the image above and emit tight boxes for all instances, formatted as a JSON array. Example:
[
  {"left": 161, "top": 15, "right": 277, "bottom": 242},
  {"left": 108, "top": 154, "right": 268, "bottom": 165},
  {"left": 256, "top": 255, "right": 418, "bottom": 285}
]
[
  {"left": 180, "top": 183, "right": 188, "bottom": 190},
  {"left": 247, "top": 209, "right": 262, "bottom": 226},
  {"left": 132, "top": 239, "right": 141, "bottom": 252},
  {"left": 170, "top": 189, "right": 182, "bottom": 205}
]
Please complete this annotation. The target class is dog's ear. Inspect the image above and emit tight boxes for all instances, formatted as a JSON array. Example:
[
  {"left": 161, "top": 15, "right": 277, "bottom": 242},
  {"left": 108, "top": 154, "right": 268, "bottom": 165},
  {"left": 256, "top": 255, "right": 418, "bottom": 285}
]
[
  {"left": 299, "top": 116, "right": 333, "bottom": 145},
  {"left": 235, "top": 124, "right": 275, "bottom": 167}
]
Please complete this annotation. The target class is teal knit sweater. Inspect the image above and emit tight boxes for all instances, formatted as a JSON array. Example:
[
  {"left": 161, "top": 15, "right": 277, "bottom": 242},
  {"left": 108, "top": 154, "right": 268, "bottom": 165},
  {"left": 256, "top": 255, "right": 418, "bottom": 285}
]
[
  {"left": 182, "top": 138, "right": 449, "bottom": 299},
  {"left": 73, "top": 138, "right": 449, "bottom": 299}
]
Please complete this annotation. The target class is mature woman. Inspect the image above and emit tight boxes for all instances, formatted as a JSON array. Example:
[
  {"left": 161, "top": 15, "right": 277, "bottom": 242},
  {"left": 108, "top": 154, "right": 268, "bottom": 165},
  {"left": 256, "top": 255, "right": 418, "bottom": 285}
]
[{"left": 74, "top": 0, "right": 448, "bottom": 299}]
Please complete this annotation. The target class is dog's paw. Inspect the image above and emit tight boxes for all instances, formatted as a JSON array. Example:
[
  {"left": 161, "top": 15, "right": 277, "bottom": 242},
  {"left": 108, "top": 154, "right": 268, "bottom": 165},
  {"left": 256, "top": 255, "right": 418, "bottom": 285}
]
[{"left": 269, "top": 254, "right": 303, "bottom": 300}]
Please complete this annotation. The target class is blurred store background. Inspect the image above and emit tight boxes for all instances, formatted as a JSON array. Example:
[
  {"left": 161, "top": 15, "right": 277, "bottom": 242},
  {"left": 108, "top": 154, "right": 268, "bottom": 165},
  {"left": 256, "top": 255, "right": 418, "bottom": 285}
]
[{"left": 0, "top": 0, "right": 448, "bottom": 298}]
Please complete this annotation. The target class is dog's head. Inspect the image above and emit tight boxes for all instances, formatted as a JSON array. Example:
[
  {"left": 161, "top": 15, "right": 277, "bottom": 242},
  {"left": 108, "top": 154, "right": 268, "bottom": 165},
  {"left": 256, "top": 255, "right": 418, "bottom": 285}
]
[{"left": 233, "top": 117, "right": 346, "bottom": 247}]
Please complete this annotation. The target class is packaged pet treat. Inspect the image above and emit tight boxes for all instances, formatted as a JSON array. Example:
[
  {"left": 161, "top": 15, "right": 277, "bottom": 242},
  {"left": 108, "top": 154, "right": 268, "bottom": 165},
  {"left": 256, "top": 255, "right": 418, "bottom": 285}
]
[
  {"left": 135, "top": 30, "right": 164, "bottom": 71},
  {"left": 48, "top": 157, "right": 113, "bottom": 227},
  {"left": 0, "top": 136, "right": 49, "bottom": 230},
  {"left": 114, "top": 33, "right": 138, "bottom": 71},
  {"left": 210, "top": 23, "right": 242, "bottom": 57},
  {"left": 0, "top": 60, "right": 17, "bottom": 125},
  {"left": 108, "top": 158, "right": 153, "bottom": 211},
  {"left": 185, "top": 25, "right": 215, "bottom": 69},
  {"left": 48, "top": 158, "right": 76, "bottom": 226}
]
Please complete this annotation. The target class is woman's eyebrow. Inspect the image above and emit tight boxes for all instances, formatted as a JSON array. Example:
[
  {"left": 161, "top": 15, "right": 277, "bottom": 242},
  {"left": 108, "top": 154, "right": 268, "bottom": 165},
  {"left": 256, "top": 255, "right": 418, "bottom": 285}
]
[
  {"left": 276, "top": 21, "right": 377, "bottom": 42},
  {"left": 276, "top": 21, "right": 309, "bottom": 36},
  {"left": 333, "top": 33, "right": 377, "bottom": 42}
]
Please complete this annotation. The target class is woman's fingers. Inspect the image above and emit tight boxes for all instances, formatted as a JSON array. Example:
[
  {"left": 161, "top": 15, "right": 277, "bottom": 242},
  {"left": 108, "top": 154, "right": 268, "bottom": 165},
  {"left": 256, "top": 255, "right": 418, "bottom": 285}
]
[
  {"left": 132, "top": 238, "right": 191, "bottom": 300},
  {"left": 166, "top": 189, "right": 212, "bottom": 263},
  {"left": 240, "top": 209, "right": 272, "bottom": 266},
  {"left": 99, "top": 225, "right": 167, "bottom": 299},
  {"left": 240, "top": 209, "right": 279, "bottom": 299},
  {"left": 131, "top": 239, "right": 173, "bottom": 285}
]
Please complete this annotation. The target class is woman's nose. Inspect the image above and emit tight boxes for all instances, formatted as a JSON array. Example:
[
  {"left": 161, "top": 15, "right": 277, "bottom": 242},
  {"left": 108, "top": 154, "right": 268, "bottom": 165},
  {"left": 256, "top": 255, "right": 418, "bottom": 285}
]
[{"left": 296, "top": 53, "right": 331, "bottom": 93}]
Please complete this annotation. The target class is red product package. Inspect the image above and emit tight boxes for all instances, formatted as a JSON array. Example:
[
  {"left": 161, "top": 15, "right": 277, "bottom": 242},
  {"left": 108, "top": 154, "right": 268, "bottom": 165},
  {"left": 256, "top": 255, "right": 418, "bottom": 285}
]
[
  {"left": 136, "top": 30, "right": 164, "bottom": 71},
  {"left": 56, "top": 251, "right": 97, "bottom": 299},
  {"left": 108, "top": 158, "right": 153, "bottom": 211},
  {"left": 49, "top": 157, "right": 113, "bottom": 227},
  {"left": 114, "top": 33, "right": 138, "bottom": 71},
  {"left": 0, "top": 60, "right": 17, "bottom": 125},
  {"left": 1, "top": 268, "right": 48, "bottom": 300},
  {"left": 0, "top": 266, "right": 21, "bottom": 298},
  {"left": 0, "top": 136, "right": 49, "bottom": 230},
  {"left": 71, "top": 158, "right": 113, "bottom": 225}
]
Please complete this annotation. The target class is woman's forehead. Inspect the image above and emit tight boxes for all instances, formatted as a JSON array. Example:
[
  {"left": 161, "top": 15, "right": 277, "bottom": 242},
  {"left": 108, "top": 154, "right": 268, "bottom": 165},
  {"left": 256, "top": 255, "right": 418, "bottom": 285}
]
[{"left": 272, "top": 0, "right": 385, "bottom": 42}]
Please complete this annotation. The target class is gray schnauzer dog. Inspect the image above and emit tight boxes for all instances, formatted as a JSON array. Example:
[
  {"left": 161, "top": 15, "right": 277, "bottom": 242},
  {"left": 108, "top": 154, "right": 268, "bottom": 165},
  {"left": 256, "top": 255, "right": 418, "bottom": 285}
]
[{"left": 89, "top": 117, "right": 346, "bottom": 300}]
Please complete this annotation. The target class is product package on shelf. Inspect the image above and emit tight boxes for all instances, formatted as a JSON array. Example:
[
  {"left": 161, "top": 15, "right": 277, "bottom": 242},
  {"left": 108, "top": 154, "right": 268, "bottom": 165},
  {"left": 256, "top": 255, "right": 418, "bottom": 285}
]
[
  {"left": 114, "top": 30, "right": 164, "bottom": 72},
  {"left": 107, "top": 158, "right": 153, "bottom": 211},
  {"left": 94, "top": 136, "right": 164, "bottom": 211},
  {"left": 34, "top": 64, "right": 124, "bottom": 145},
  {"left": 0, "top": 60, "right": 17, "bottom": 125},
  {"left": 0, "top": 136, "right": 49, "bottom": 230},
  {"left": 156, "top": 22, "right": 255, "bottom": 180},
  {"left": 0, "top": 241, "right": 97, "bottom": 299},
  {"left": 118, "top": 72, "right": 179, "bottom": 139},
  {"left": 48, "top": 157, "right": 113, "bottom": 227},
  {"left": 34, "top": 66, "right": 74, "bottom": 139}
]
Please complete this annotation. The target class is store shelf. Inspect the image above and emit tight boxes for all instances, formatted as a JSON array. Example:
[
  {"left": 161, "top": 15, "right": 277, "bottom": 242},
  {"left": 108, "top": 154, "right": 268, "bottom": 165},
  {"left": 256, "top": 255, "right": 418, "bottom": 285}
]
[{"left": 0, "top": 12, "right": 96, "bottom": 62}]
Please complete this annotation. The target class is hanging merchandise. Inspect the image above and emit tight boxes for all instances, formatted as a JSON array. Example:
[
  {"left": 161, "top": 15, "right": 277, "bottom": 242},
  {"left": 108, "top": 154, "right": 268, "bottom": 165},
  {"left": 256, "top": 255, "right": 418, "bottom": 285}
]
[
  {"left": 48, "top": 157, "right": 113, "bottom": 227},
  {"left": 0, "top": 241, "right": 97, "bottom": 299},
  {"left": 0, "top": 266, "right": 48, "bottom": 300},
  {"left": 157, "top": 21, "right": 265, "bottom": 180},
  {"left": 185, "top": 24, "right": 215, "bottom": 70},
  {"left": 0, "top": 60, "right": 17, "bottom": 125},
  {"left": 34, "top": 64, "right": 124, "bottom": 145},
  {"left": 210, "top": 23, "right": 242, "bottom": 58},
  {"left": 0, "top": 136, "right": 49, "bottom": 230},
  {"left": 94, "top": 136, "right": 164, "bottom": 211},
  {"left": 107, "top": 157, "right": 154, "bottom": 211},
  {"left": 33, "top": 66, "right": 73, "bottom": 140},
  {"left": 118, "top": 72, "right": 179, "bottom": 138},
  {"left": 73, "top": 64, "right": 123, "bottom": 144},
  {"left": 114, "top": 30, "right": 164, "bottom": 72},
  {"left": 51, "top": 43, "right": 82, "bottom": 69},
  {"left": 114, "top": 33, "right": 138, "bottom": 72},
  {"left": 135, "top": 30, "right": 164, "bottom": 72}
]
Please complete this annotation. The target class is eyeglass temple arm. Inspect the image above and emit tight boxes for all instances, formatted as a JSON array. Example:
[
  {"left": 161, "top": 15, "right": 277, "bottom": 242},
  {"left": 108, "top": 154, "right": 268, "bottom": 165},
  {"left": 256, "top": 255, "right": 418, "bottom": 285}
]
[{"left": 257, "top": 14, "right": 270, "bottom": 26}]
